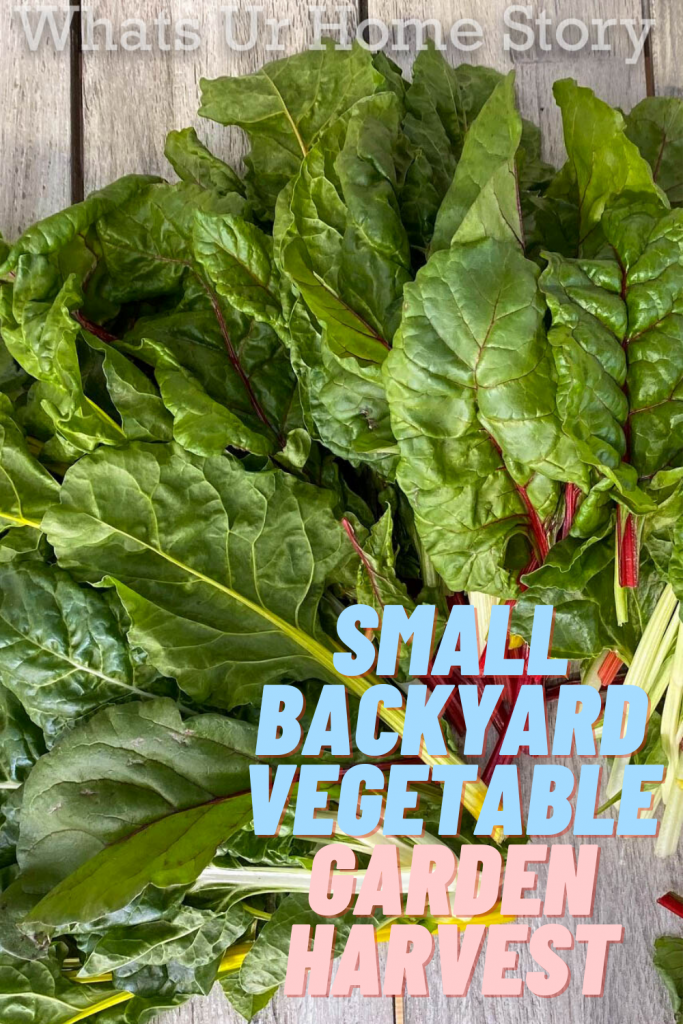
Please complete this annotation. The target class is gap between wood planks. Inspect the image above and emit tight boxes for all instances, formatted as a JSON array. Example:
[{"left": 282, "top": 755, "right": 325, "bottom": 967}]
[
  {"left": 69, "top": 5, "right": 84, "bottom": 203},
  {"left": 642, "top": 0, "right": 656, "bottom": 95}
]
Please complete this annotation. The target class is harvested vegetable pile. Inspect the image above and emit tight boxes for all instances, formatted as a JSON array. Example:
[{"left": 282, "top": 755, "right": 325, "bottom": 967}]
[{"left": 0, "top": 38, "right": 682, "bottom": 1023}]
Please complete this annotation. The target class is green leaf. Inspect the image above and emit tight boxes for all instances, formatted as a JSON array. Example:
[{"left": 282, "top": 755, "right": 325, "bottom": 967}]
[
  {"left": 626, "top": 97, "right": 683, "bottom": 206},
  {"left": 541, "top": 197, "right": 683, "bottom": 494},
  {"left": 277, "top": 91, "right": 410, "bottom": 361},
  {"left": 238, "top": 892, "right": 382, "bottom": 996},
  {"left": 154, "top": 360, "right": 275, "bottom": 457},
  {"left": 0, "top": 946, "right": 125, "bottom": 1024},
  {"left": 401, "top": 45, "right": 502, "bottom": 250},
  {"left": 164, "top": 127, "right": 245, "bottom": 197},
  {"left": 354, "top": 506, "right": 413, "bottom": 612},
  {"left": 17, "top": 700, "right": 259, "bottom": 891},
  {"left": 190, "top": 213, "right": 397, "bottom": 472},
  {"left": 199, "top": 41, "right": 386, "bottom": 218},
  {"left": 653, "top": 936, "right": 683, "bottom": 1023},
  {"left": 0, "top": 176, "right": 160, "bottom": 274},
  {"left": 43, "top": 442, "right": 351, "bottom": 707},
  {"left": 553, "top": 79, "right": 667, "bottom": 250},
  {"left": 385, "top": 237, "right": 586, "bottom": 596},
  {"left": 83, "top": 904, "right": 250, "bottom": 978},
  {"left": 0, "top": 393, "right": 59, "bottom": 531},
  {"left": 81, "top": 334, "right": 173, "bottom": 443},
  {"left": 193, "top": 213, "right": 286, "bottom": 325},
  {"left": 511, "top": 532, "right": 626, "bottom": 660},
  {"left": 96, "top": 181, "right": 247, "bottom": 303},
  {"left": 25, "top": 790, "right": 253, "bottom": 932},
  {"left": 95, "top": 181, "right": 298, "bottom": 455},
  {"left": 0, "top": 683, "right": 45, "bottom": 787},
  {"left": 220, "top": 973, "right": 278, "bottom": 1023},
  {"left": 0, "top": 268, "right": 126, "bottom": 451},
  {"left": 0, "top": 559, "right": 164, "bottom": 738},
  {"left": 431, "top": 73, "right": 523, "bottom": 253},
  {"left": 120, "top": 305, "right": 298, "bottom": 457}
]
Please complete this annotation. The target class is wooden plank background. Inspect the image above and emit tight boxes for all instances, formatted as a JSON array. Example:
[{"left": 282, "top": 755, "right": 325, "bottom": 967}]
[{"left": 2, "top": 3, "right": 683, "bottom": 1024}]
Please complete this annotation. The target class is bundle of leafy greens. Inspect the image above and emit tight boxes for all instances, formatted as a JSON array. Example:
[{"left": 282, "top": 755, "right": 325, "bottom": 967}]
[{"left": 1, "top": 39, "right": 683, "bottom": 1023}]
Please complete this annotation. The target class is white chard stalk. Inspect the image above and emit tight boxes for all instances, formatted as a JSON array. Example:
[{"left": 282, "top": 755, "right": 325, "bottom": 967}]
[{"left": 607, "top": 586, "right": 679, "bottom": 801}]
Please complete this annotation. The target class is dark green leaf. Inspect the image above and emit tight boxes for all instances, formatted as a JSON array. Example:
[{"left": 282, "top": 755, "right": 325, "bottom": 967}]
[
  {"left": 0, "top": 560, "right": 157, "bottom": 737},
  {"left": 626, "top": 97, "right": 683, "bottom": 206},
  {"left": 43, "top": 442, "right": 351, "bottom": 707},
  {"left": 385, "top": 238, "right": 586, "bottom": 596},
  {"left": 199, "top": 41, "right": 385, "bottom": 218},
  {"left": 164, "top": 127, "right": 245, "bottom": 197},
  {"left": 0, "top": 393, "right": 59, "bottom": 532}
]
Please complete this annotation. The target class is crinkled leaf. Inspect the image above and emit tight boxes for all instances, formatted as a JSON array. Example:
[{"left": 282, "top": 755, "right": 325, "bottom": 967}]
[
  {"left": 385, "top": 237, "right": 585, "bottom": 596},
  {"left": 431, "top": 73, "right": 523, "bottom": 254},
  {"left": 553, "top": 79, "right": 666, "bottom": 251},
  {"left": 83, "top": 905, "right": 249, "bottom": 978},
  {"left": 277, "top": 91, "right": 410, "bottom": 361},
  {"left": 0, "top": 393, "right": 59, "bottom": 531},
  {"left": 0, "top": 946, "right": 124, "bottom": 1024},
  {"left": 191, "top": 213, "right": 397, "bottom": 472},
  {"left": 164, "top": 127, "right": 245, "bottom": 197},
  {"left": 43, "top": 442, "right": 351, "bottom": 707},
  {"left": 0, "top": 176, "right": 159, "bottom": 274},
  {"left": 512, "top": 532, "right": 629, "bottom": 659},
  {"left": 239, "top": 893, "right": 382, "bottom": 996},
  {"left": 541, "top": 198, "right": 683, "bottom": 497},
  {"left": 220, "top": 973, "right": 278, "bottom": 1023},
  {"left": 94, "top": 182, "right": 298, "bottom": 455},
  {"left": 0, "top": 684, "right": 45, "bottom": 787},
  {"left": 199, "top": 41, "right": 385, "bottom": 218},
  {"left": 96, "top": 181, "right": 247, "bottom": 303},
  {"left": 120, "top": 306, "right": 298, "bottom": 457},
  {"left": 0, "top": 559, "right": 167, "bottom": 739},
  {"left": 0, "top": 266, "right": 126, "bottom": 451},
  {"left": 626, "top": 97, "right": 683, "bottom": 206}
]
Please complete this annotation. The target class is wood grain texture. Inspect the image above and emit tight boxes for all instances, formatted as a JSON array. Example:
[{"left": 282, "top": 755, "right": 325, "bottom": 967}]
[
  {"left": 81, "top": 1, "right": 359, "bottom": 193},
  {"left": 0, "top": 4, "right": 71, "bottom": 238},
  {"left": 651, "top": 0, "right": 683, "bottom": 95},
  {"left": 369, "top": 0, "right": 648, "bottom": 164}
]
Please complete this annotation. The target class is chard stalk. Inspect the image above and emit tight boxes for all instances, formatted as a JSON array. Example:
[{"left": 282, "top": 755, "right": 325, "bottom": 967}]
[
  {"left": 468, "top": 591, "right": 498, "bottom": 648},
  {"left": 662, "top": 622, "right": 683, "bottom": 804},
  {"left": 606, "top": 586, "right": 678, "bottom": 800},
  {"left": 617, "top": 507, "right": 639, "bottom": 590},
  {"left": 656, "top": 769, "right": 683, "bottom": 858},
  {"left": 614, "top": 529, "right": 629, "bottom": 626}
]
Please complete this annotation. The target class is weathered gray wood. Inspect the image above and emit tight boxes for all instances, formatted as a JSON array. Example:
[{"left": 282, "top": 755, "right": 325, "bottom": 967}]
[
  {"left": 369, "top": 0, "right": 648, "bottom": 164},
  {"left": 650, "top": 0, "right": 683, "bottom": 95},
  {"left": 0, "top": 4, "right": 71, "bottom": 238},
  {"left": 82, "top": 2, "right": 359, "bottom": 193}
]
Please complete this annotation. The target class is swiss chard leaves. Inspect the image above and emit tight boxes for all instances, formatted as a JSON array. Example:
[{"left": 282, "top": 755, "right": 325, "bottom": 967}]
[
  {"left": 43, "top": 443, "right": 352, "bottom": 707},
  {"left": 199, "top": 41, "right": 386, "bottom": 219}
]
